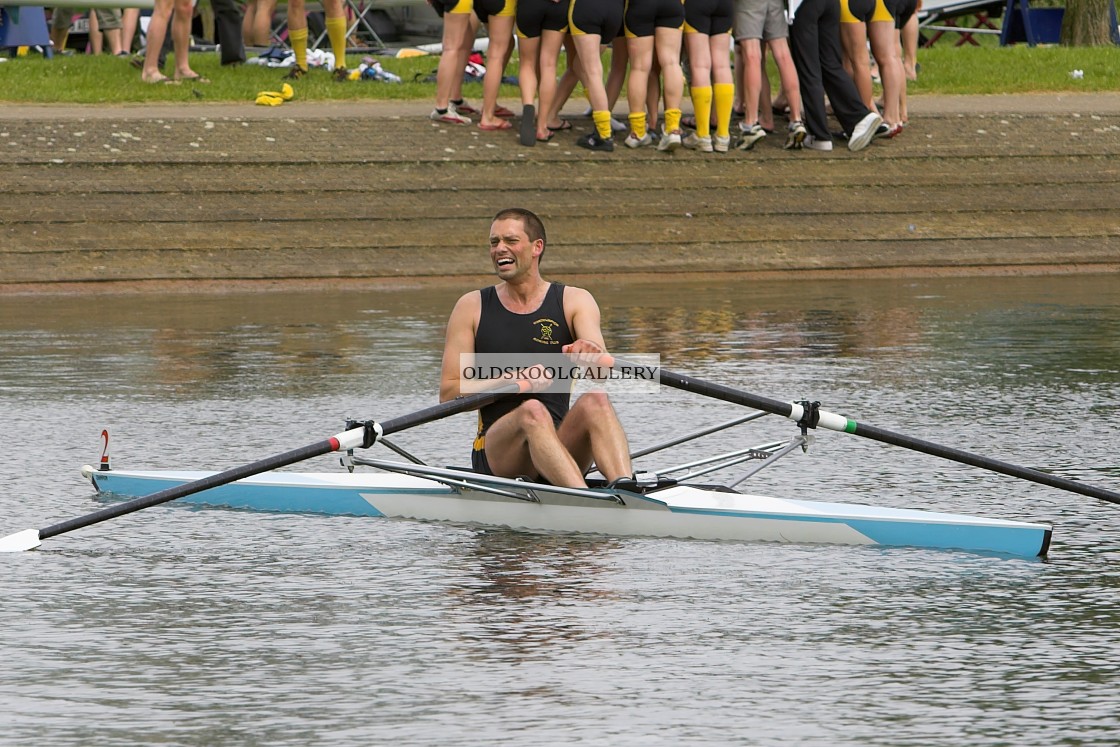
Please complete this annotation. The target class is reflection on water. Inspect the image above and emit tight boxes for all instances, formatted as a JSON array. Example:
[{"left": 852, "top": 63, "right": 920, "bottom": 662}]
[
  {"left": 2, "top": 274, "right": 1120, "bottom": 746},
  {"left": 445, "top": 531, "right": 623, "bottom": 661}
]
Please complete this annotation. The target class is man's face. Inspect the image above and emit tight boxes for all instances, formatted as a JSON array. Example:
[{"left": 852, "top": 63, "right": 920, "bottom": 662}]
[{"left": 489, "top": 218, "right": 541, "bottom": 280}]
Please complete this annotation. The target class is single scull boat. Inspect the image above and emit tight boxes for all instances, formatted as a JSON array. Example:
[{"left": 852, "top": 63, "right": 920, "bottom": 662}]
[{"left": 79, "top": 412, "right": 1053, "bottom": 557}]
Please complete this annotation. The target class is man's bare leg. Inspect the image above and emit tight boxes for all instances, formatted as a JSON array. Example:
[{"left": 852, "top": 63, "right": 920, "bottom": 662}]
[
  {"left": 482, "top": 400, "right": 588, "bottom": 487},
  {"left": 558, "top": 392, "right": 632, "bottom": 482}
]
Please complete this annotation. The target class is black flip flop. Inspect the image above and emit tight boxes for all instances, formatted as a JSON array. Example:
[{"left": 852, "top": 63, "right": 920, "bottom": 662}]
[
  {"left": 520, "top": 104, "right": 536, "bottom": 147},
  {"left": 547, "top": 120, "right": 572, "bottom": 132}
]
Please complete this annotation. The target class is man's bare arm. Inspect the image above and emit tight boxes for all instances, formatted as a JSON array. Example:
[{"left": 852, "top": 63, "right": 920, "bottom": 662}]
[
  {"left": 562, "top": 286, "right": 609, "bottom": 359},
  {"left": 439, "top": 291, "right": 481, "bottom": 402}
]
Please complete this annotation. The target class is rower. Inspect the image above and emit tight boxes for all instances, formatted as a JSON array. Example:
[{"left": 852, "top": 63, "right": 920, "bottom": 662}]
[{"left": 439, "top": 207, "right": 634, "bottom": 489}]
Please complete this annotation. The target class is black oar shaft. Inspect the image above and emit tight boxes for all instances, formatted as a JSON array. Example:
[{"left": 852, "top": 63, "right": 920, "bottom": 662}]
[
  {"left": 655, "top": 370, "right": 795, "bottom": 419},
  {"left": 40, "top": 439, "right": 339, "bottom": 540},
  {"left": 378, "top": 384, "right": 521, "bottom": 436},
  {"left": 34, "top": 384, "right": 526, "bottom": 544},
  {"left": 849, "top": 421, "right": 1120, "bottom": 505},
  {"left": 652, "top": 365, "right": 1120, "bottom": 506}
]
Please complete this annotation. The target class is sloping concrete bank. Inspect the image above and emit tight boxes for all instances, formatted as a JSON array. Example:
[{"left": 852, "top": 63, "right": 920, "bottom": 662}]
[{"left": 2, "top": 93, "right": 1119, "bottom": 293}]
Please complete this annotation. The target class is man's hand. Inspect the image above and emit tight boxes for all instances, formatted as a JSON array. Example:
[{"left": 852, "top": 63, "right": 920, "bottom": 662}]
[
  {"left": 562, "top": 339, "right": 606, "bottom": 366},
  {"left": 519, "top": 363, "right": 554, "bottom": 393}
]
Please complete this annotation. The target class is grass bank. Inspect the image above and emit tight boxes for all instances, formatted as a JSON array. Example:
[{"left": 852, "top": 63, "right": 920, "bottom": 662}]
[{"left": 0, "top": 43, "right": 1118, "bottom": 104}]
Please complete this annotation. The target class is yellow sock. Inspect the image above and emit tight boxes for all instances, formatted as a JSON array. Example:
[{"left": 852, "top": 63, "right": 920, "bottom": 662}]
[
  {"left": 714, "top": 83, "right": 735, "bottom": 138},
  {"left": 690, "top": 86, "right": 712, "bottom": 138},
  {"left": 592, "top": 110, "right": 612, "bottom": 140},
  {"left": 665, "top": 108, "right": 682, "bottom": 134},
  {"left": 628, "top": 112, "right": 647, "bottom": 139},
  {"left": 325, "top": 16, "right": 347, "bottom": 69},
  {"left": 290, "top": 28, "right": 308, "bottom": 71}
]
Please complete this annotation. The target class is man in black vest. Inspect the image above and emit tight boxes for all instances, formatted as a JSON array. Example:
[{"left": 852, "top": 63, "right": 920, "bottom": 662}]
[{"left": 440, "top": 208, "right": 633, "bottom": 488}]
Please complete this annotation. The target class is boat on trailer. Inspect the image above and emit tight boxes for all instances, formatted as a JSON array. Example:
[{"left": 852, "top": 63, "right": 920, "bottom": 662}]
[{"left": 81, "top": 411, "right": 1053, "bottom": 558}]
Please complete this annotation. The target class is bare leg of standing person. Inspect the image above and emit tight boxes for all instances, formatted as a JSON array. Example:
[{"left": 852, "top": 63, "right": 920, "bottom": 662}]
[
  {"left": 170, "top": 0, "right": 204, "bottom": 81},
  {"left": 431, "top": 8, "right": 474, "bottom": 122},
  {"left": 141, "top": 0, "right": 175, "bottom": 82},
  {"left": 480, "top": 6, "right": 516, "bottom": 130}
]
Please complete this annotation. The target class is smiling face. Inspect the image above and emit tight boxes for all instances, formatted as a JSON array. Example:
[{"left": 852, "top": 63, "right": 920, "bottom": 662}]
[{"left": 489, "top": 217, "right": 543, "bottom": 281}]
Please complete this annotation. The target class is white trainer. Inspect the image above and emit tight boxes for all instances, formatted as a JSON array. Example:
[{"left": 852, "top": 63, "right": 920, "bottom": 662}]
[
  {"left": 657, "top": 129, "right": 683, "bottom": 152},
  {"left": 682, "top": 132, "right": 714, "bottom": 152},
  {"left": 804, "top": 135, "right": 834, "bottom": 151},
  {"left": 624, "top": 131, "right": 654, "bottom": 149},
  {"left": 848, "top": 111, "right": 883, "bottom": 152}
]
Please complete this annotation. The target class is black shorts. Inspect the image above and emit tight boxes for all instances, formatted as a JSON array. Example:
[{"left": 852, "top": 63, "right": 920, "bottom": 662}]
[
  {"left": 517, "top": 0, "right": 571, "bottom": 37},
  {"left": 684, "top": 0, "right": 733, "bottom": 35},
  {"left": 471, "top": 446, "right": 492, "bottom": 475},
  {"left": 430, "top": 0, "right": 503, "bottom": 20},
  {"left": 473, "top": 0, "right": 506, "bottom": 22},
  {"left": 885, "top": 0, "right": 918, "bottom": 27},
  {"left": 569, "top": 0, "right": 625, "bottom": 42},
  {"left": 624, "top": 0, "right": 686, "bottom": 38}
]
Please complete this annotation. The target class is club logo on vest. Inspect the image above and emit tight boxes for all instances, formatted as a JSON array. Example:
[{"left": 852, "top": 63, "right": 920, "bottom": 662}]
[{"left": 533, "top": 318, "right": 562, "bottom": 345}]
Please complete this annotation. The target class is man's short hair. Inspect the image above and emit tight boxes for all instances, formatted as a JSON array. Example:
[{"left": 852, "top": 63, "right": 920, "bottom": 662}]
[{"left": 492, "top": 207, "right": 547, "bottom": 248}]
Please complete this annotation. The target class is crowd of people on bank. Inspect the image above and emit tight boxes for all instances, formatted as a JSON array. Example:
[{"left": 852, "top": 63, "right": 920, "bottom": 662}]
[
  {"left": 45, "top": 0, "right": 920, "bottom": 153},
  {"left": 427, "top": 0, "right": 922, "bottom": 153},
  {"left": 47, "top": 0, "right": 278, "bottom": 82}
]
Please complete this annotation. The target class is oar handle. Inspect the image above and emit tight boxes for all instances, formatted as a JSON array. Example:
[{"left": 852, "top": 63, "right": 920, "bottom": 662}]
[{"left": 603, "top": 355, "right": 1120, "bottom": 506}]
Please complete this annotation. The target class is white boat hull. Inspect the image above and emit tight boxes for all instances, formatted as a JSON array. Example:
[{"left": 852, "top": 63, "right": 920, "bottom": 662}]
[{"left": 81, "top": 465, "right": 1052, "bottom": 557}]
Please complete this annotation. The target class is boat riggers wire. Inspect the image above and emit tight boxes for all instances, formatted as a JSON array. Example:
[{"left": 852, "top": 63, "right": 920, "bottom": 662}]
[
  {"left": 598, "top": 355, "right": 1120, "bottom": 507},
  {"left": 0, "top": 381, "right": 529, "bottom": 553}
]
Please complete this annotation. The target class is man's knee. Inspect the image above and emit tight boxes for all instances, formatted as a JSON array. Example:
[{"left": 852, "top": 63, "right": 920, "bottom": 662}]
[
  {"left": 573, "top": 390, "right": 614, "bottom": 417},
  {"left": 512, "top": 399, "right": 555, "bottom": 429}
]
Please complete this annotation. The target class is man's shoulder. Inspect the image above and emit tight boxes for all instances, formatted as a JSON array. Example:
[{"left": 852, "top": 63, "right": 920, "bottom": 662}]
[
  {"left": 559, "top": 284, "right": 596, "bottom": 304},
  {"left": 450, "top": 288, "right": 484, "bottom": 314}
]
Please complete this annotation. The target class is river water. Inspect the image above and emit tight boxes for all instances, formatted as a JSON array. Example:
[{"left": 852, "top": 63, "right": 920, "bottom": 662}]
[{"left": 1, "top": 274, "right": 1119, "bottom": 746}]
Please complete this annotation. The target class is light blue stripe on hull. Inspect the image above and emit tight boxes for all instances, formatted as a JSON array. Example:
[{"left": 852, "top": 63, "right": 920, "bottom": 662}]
[
  {"left": 89, "top": 472, "right": 388, "bottom": 517},
  {"left": 670, "top": 506, "right": 1049, "bottom": 557}
]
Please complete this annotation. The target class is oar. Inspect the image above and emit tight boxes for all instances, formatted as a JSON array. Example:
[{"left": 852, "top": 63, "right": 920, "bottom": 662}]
[
  {"left": 601, "top": 356, "right": 1120, "bottom": 506},
  {"left": 0, "top": 383, "right": 527, "bottom": 553}
]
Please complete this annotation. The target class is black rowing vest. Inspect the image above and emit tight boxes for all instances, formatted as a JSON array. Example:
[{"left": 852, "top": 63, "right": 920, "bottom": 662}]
[{"left": 473, "top": 283, "right": 575, "bottom": 450}]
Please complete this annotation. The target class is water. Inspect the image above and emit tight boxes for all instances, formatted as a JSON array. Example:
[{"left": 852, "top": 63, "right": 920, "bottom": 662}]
[{"left": 2, "top": 275, "right": 1119, "bottom": 746}]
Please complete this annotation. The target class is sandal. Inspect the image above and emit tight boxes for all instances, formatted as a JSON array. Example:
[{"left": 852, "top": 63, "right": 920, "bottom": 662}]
[
  {"left": 547, "top": 119, "right": 572, "bottom": 132},
  {"left": 176, "top": 74, "right": 211, "bottom": 84}
]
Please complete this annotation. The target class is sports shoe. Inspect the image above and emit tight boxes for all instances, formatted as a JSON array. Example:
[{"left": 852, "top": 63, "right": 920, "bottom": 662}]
[
  {"left": 785, "top": 120, "right": 807, "bottom": 150},
  {"left": 282, "top": 66, "right": 307, "bottom": 80},
  {"left": 451, "top": 99, "right": 478, "bottom": 115},
  {"left": 736, "top": 122, "right": 766, "bottom": 151},
  {"left": 880, "top": 122, "right": 904, "bottom": 139},
  {"left": 624, "top": 131, "right": 654, "bottom": 148},
  {"left": 577, "top": 132, "right": 615, "bottom": 152},
  {"left": 332, "top": 66, "right": 349, "bottom": 82},
  {"left": 713, "top": 134, "right": 731, "bottom": 153},
  {"left": 682, "top": 131, "right": 713, "bottom": 152},
  {"left": 804, "top": 135, "right": 833, "bottom": 151},
  {"left": 610, "top": 116, "right": 628, "bottom": 133},
  {"left": 848, "top": 111, "right": 883, "bottom": 152},
  {"left": 657, "top": 129, "right": 682, "bottom": 152},
  {"left": 430, "top": 106, "right": 471, "bottom": 125}
]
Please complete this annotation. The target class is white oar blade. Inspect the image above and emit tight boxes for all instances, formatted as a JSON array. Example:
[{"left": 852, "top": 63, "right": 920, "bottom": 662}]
[{"left": 0, "top": 529, "right": 42, "bottom": 553}]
